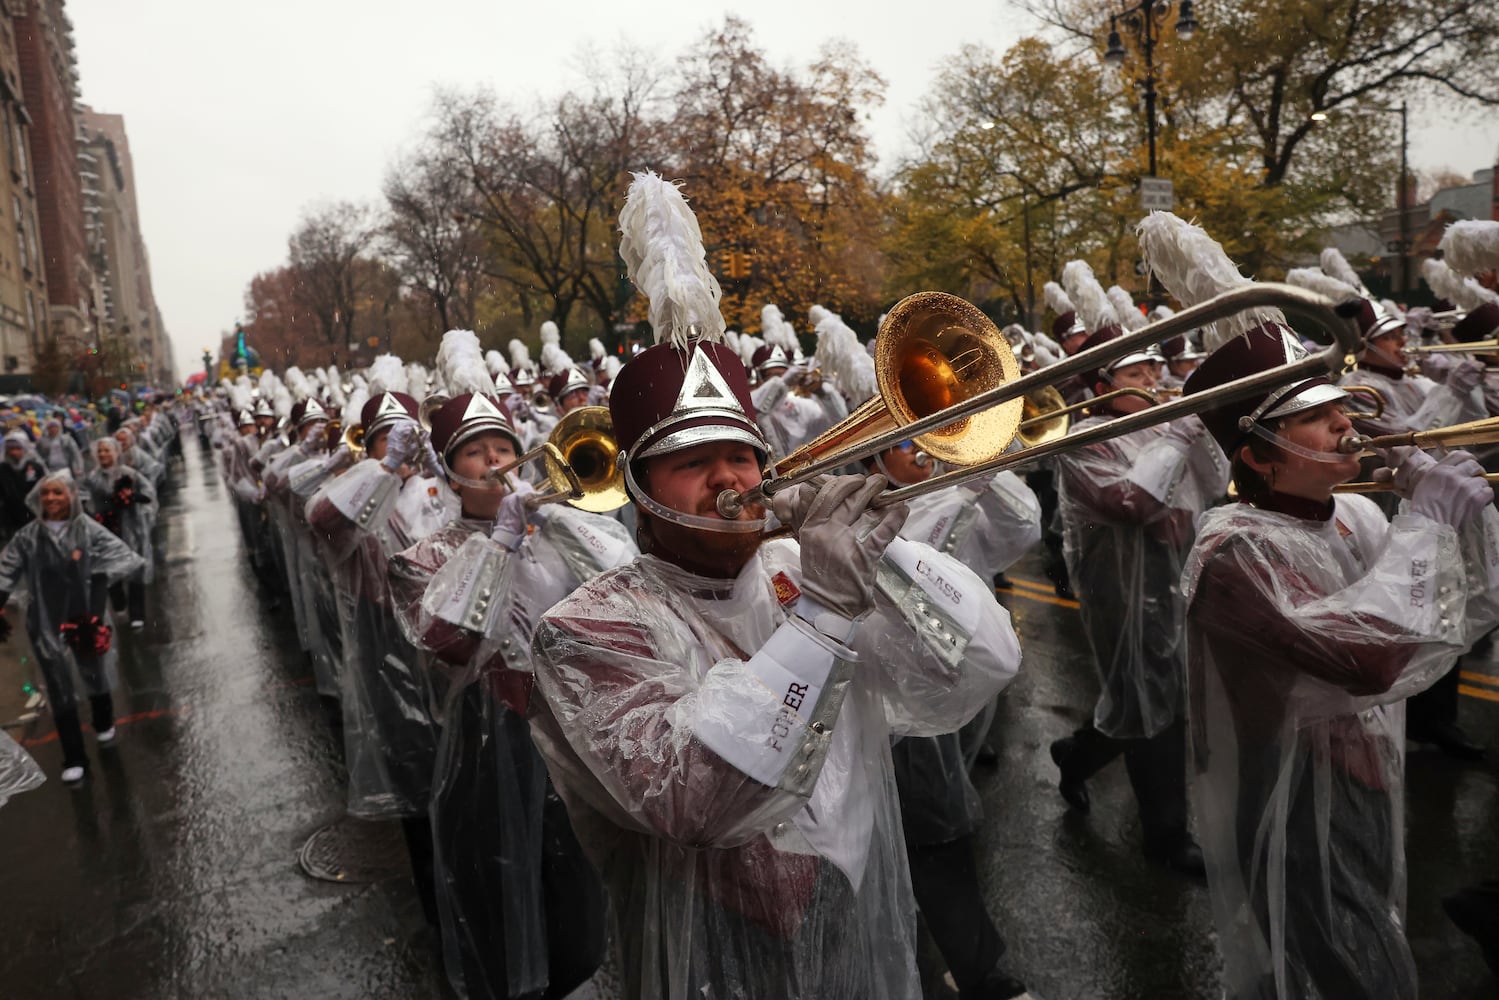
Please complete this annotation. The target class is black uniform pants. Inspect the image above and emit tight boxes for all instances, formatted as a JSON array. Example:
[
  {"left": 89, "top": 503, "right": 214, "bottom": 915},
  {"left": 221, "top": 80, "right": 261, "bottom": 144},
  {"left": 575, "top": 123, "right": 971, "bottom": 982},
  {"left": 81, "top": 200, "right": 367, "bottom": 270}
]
[
  {"left": 1025, "top": 469, "right": 1069, "bottom": 590},
  {"left": 1066, "top": 717, "right": 1188, "bottom": 846},
  {"left": 1406, "top": 658, "right": 1460, "bottom": 738},
  {"left": 109, "top": 580, "right": 146, "bottom": 624},
  {"left": 908, "top": 835, "right": 1006, "bottom": 995},
  {"left": 54, "top": 692, "right": 114, "bottom": 770}
]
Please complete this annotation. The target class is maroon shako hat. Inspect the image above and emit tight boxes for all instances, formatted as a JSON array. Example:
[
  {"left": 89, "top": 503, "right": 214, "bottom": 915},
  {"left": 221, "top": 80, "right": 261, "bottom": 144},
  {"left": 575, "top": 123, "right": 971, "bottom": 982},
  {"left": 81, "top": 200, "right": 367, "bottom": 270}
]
[
  {"left": 428, "top": 393, "right": 524, "bottom": 463},
  {"left": 360, "top": 391, "right": 419, "bottom": 438}
]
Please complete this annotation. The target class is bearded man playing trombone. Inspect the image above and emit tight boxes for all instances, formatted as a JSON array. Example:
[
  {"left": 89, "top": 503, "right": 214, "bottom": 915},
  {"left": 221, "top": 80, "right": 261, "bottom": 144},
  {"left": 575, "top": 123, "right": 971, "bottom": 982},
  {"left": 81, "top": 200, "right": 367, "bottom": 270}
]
[{"left": 526, "top": 173, "right": 1023, "bottom": 1000}]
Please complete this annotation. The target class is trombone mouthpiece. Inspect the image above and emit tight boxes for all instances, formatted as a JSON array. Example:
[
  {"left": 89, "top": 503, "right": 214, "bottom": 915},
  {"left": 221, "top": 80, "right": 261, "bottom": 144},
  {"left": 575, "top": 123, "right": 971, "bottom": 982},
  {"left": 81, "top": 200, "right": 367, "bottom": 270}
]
[
  {"left": 716, "top": 488, "right": 747, "bottom": 519},
  {"left": 1337, "top": 434, "right": 1368, "bottom": 454}
]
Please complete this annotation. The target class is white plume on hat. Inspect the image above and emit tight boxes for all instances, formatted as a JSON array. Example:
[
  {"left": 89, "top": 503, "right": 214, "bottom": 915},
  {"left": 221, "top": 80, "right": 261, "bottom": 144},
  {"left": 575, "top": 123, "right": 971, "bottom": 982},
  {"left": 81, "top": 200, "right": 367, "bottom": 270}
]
[
  {"left": 228, "top": 381, "right": 253, "bottom": 413},
  {"left": 814, "top": 310, "right": 877, "bottom": 407},
  {"left": 600, "top": 356, "right": 623, "bottom": 381},
  {"left": 272, "top": 382, "right": 292, "bottom": 419},
  {"left": 588, "top": 337, "right": 606, "bottom": 362},
  {"left": 1319, "top": 247, "right": 1371, "bottom": 297},
  {"left": 540, "top": 321, "right": 560, "bottom": 346},
  {"left": 325, "top": 367, "right": 347, "bottom": 409},
  {"left": 485, "top": 349, "right": 510, "bottom": 377},
  {"left": 437, "top": 329, "right": 495, "bottom": 398},
  {"left": 1421, "top": 258, "right": 1499, "bottom": 311},
  {"left": 1106, "top": 286, "right": 1146, "bottom": 331},
  {"left": 737, "top": 334, "right": 763, "bottom": 367},
  {"left": 1440, "top": 220, "right": 1499, "bottom": 275},
  {"left": 725, "top": 330, "right": 742, "bottom": 356},
  {"left": 1061, "top": 261, "right": 1119, "bottom": 334},
  {"left": 406, "top": 362, "right": 431, "bottom": 398},
  {"left": 366, "top": 354, "right": 409, "bottom": 397},
  {"left": 508, "top": 339, "right": 532, "bottom": 373},
  {"left": 1043, "top": 281, "right": 1076, "bottom": 318},
  {"left": 761, "top": 304, "right": 800, "bottom": 353},
  {"left": 1147, "top": 303, "right": 1176, "bottom": 323},
  {"left": 617, "top": 171, "right": 726, "bottom": 351},
  {"left": 541, "top": 340, "right": 576, "bottom": 376},
  {"left": 1379, "top": 298, "right": 1405, "bottom": 320},
  {"left": 342, "top": 385, "right": 369, "bottom": 429},
  {"left": 1136, "top": 211, "right": 1285, "bottom": 351},
  {"left": 283, "top": 366, "right": 311, "bottom": 402},
  {"left": 1284, "top": 267, "right": 1360, "bottom": 304}
]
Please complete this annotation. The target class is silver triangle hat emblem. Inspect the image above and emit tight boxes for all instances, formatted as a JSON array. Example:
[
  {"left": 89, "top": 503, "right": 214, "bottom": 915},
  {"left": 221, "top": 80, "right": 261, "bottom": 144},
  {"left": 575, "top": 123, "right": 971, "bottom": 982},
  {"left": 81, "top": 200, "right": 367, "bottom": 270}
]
[
  {"left": 462, "top": 393, "right": 506, "bottom": 423},
  {"left": 375, "top": 394, "right": 407, "bottom": 419},
  {"left": 303, "top": 398, "right": 328, "bottom": 420},
  {"left": 674, "top": 347, "right": 746, "bottom": 417}
]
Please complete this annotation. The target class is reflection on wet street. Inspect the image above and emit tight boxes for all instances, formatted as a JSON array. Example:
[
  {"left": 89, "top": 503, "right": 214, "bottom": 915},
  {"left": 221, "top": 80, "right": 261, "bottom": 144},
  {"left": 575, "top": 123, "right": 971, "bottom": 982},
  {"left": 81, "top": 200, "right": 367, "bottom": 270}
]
[{"left": 1, "top": 441, "right": 1497, "bottom": 999}]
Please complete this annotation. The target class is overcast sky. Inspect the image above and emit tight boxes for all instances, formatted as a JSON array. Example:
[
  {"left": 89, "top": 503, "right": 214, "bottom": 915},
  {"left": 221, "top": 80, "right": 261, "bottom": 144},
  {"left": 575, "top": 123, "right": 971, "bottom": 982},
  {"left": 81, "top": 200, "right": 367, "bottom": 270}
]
[{"left": 70, "top": 0, "right": 1499, "bottom": 381}]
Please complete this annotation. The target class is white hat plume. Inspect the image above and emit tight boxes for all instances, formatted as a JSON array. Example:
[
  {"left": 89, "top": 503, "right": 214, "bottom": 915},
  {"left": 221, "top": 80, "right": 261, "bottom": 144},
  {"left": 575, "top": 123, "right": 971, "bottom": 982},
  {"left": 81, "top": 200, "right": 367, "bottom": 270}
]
[{"left": 618, "top": 171, "right": 726, "bottom": 351}]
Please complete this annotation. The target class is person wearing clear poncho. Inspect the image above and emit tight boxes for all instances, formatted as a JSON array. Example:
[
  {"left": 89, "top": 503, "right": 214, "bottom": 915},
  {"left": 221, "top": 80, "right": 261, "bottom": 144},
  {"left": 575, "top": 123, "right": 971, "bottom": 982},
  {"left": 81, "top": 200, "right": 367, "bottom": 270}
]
[
  {"left": 0, "top": 470, "right": 143, "bottom": 784},
  {"left": 1047, "top": 330, "right": 1228, "bottom": 874},
  {"left": 36, "top": 417, "right": 83, "bottom": 476},
  {"left": 1177, "top": 324, "right": 1499, "bottom": 999},
  {"left": 528, "top": 338, "right": 1021, "bottom": 998},
  {"left": 387, "top": 383, "right": 634, "bottom": 1000},
  {"left": 865, "top": 439, "right": 1041, "bottom": 1000},
  {"left": 0, "top": 429, "right": 45, "bottom": 539},
  {"left": 749, "top": 343, "right": 850, "bottom": 463},
  {"left": 82, "top": 438, "right": 155, "bottom": 629}
]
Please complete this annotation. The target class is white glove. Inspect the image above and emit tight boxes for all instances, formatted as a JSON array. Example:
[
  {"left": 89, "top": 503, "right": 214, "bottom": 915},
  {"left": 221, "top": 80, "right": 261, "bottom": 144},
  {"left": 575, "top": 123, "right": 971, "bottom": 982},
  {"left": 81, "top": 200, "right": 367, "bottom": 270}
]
[
  {"left": 324, "top": 444, "right": 351, "bottom": 469},
  {"left": 380, "top": 421, "right": 422, "bottom": 473},
  {"left": 1388, "top": 447, "right": 1493, "bottom": 527},
  {"left": 491, "top": 479, "right": 538, "bottom": 545},
  {"left": 772, "top": 474, "right": 908, "bottom": 620},
  {"left": 1446, "top": 359, "right": 1486, "bottom": 396},
  {"left": 779, "top": 361, "right": 810, "bottom": 386}
]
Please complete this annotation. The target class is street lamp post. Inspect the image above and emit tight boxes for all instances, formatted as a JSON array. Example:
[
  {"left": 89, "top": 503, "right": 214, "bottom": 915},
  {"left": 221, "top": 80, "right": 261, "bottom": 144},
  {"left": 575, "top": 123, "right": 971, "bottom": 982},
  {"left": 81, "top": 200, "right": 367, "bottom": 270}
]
[{"left": 1104, "top": 0, "right": 1197, "bottom": 178}]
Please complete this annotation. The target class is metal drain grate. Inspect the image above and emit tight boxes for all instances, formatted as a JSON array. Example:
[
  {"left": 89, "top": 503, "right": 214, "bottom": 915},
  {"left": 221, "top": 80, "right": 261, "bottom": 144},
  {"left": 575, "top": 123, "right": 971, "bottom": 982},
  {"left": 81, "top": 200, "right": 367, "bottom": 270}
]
[{"left": 298, "top": 816, "right": 407, "bottom": 883}]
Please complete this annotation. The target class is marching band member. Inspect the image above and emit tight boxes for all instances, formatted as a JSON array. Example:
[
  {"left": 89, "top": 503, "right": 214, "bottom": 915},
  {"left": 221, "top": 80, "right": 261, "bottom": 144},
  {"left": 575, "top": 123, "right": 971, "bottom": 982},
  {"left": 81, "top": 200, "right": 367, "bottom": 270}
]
[
  {"left": 1143, "top": 208, "right": 1499, "bottom": 999},
  {"left": 527, "top": 172, "right": 1021, "bottom": 1000},
  {"left": 1047, "top": 259, "right": 1228, "bottom": 875},
  {"left": 750, "top": 307, "right": 850, "bottom": 460},
  {"left": 389, "top": 330, "right": 635, "bottom": 1000}
]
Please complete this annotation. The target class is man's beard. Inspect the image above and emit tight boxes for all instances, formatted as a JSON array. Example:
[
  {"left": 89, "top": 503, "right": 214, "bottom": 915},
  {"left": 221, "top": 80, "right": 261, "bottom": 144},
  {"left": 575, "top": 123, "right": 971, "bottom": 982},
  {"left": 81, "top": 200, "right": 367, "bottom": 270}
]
[{"left": 637, "top": 504, "right": 766, "bottom": 579}]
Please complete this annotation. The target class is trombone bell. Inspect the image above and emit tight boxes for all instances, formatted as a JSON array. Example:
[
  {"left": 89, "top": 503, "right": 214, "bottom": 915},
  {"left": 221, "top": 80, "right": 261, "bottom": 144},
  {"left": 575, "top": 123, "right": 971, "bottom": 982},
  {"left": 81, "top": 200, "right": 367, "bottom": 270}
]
[
  {"left": 771, "top": 292, "right": 1023, "bottom": 476},
  {"left": 548, "top": 405, "right": 628, "bottom": 512}
]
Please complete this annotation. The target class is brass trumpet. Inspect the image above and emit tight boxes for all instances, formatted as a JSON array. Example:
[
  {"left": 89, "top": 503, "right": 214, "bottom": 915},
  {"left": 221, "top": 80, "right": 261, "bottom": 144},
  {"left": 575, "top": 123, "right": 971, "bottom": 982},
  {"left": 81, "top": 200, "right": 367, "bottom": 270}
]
[
  {"left": 715, "top": 283, "right": 1365, "bottom": 516},
  {"left": 1333, "top": 414, "right": 1499, "bottom": 492},
  {"left": 344, "top": 422, "right": 366, "bottom": 457}
]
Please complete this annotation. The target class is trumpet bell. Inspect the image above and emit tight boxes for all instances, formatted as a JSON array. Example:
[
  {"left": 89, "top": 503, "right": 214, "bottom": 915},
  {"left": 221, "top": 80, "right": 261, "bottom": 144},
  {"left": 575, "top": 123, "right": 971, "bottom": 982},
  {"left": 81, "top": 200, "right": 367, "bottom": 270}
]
[
  {"left": 774, "top": 292, "right": 1023, "bottom": 475},
  {"left": 549, "top": 405, "right": 628, "bottom": 512},
  {"left": 419, "top": 394, "right": 450, "bottom": 431},
  {"left": 344, "top": 422, "right": 366, "bottom": 454}
]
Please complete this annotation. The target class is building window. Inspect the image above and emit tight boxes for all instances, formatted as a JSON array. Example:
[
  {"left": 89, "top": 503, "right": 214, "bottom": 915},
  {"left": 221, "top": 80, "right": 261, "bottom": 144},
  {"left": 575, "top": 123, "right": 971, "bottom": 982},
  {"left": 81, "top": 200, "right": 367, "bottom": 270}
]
[
  {"left": 12, "top": 194, "right": 25, "bottom": 271},
  {"left": 24, "top": 288, "right": 34, "bottom": 338}
]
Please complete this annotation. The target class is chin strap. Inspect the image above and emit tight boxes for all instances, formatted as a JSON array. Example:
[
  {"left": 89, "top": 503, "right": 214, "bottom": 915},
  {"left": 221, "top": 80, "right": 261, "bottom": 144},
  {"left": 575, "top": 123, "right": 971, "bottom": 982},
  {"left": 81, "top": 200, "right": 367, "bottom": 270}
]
[
  {"left": 624, "top": 461, "right": 766, "bottom": 534},
  {"left": 1245, "top": 423, "right": 1357, "bottom": 464}
]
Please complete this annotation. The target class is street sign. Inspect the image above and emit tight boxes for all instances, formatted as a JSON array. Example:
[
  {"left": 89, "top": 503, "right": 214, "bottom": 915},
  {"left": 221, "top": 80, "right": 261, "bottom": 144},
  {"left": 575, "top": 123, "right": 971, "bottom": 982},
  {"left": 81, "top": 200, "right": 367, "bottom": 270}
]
[{"left": 1139, "top": 177, "right": 1175, "bottom": 212}]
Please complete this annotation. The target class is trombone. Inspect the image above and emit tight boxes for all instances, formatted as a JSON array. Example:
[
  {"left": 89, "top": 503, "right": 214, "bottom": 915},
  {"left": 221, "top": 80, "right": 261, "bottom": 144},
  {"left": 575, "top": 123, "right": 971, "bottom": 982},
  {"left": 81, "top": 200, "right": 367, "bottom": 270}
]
[
  {"left": 715, "top": 283, "right": 1365, "bottom": 516},
  {"left": 1404, "top": 339, "right": 1499, "bottom": 355},
  {"left": 475, "top": 405, "right": 627, "bottom": 512},
  {"left": 1016, "top": 387, "right": 1162, "bottom": 448},
  {"left": 1333, "top": 414, "right": 1499, "bottom": 493}
]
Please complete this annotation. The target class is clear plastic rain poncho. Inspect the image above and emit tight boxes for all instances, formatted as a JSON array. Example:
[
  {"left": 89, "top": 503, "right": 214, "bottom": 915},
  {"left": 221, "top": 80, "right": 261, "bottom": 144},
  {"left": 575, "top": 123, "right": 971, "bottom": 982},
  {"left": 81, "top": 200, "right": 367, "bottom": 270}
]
[
  {"left": 528, "top": 531, "right": 1022, "bottom": 1000},
  {"left": 1338, "top": 364, "right": 1485, "bottom": 437},
  {"left": 263, "top": 435, "right": 330, "bottom": 688},
  {"left": 305, "top": 459, "right": 440, "bottom": 820},
  {"left": 81, "top": 439, "right": 156, "bottom": 584},
  {"left": 393, "top": 504, "right": 636, "bottom": 1000},
  {"left": 288, "top": 445, "right": 357, "bottom": 695},
  {"left": 0, "top": 471, "right": 144, "bottom": 710},
  {"left": 1056, "top": 414, "right": 1229, "bottom": 738},
  {"left": 894, "top": 472, "right": 1041, "bottom": 846},
  {"left": 0, "top": 728, "right": 44, "bottom": 807},
  {"left": 35, "top": 419, "right": 82, "bottom": 475},
  {"left": 1182, "top": 496, "right": 1499, "bottom": 1000},
  {"left": 113, "top": 426, "right": 163, "bottom": 486},
  {"left": 751, "top": 375, "right": 850, "bottom": 462}
]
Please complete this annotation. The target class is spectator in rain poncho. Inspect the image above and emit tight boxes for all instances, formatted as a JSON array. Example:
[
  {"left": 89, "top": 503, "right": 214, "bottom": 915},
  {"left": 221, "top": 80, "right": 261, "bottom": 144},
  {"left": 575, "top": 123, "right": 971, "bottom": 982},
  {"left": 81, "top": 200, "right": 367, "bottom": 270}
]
[
  {"left": 82, "top": 438, "right": 155, "bottom": 629},
  {"left": 0, "top": 470, "right": 143, "bottom": 784},
  {"left": 112, "top": 426, "right": 163, "bottom": 486},
  {"left": 36, "top": 418, "right": 83, "bottom": 476},
  {"left": 0, "top": 430, "right": 46, "bottom": 539}
]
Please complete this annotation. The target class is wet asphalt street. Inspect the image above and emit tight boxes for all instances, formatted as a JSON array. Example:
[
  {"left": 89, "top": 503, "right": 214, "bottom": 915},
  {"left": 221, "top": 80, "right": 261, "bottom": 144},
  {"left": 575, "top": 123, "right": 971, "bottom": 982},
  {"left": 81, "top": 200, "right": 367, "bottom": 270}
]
[{"left": 1, "top": 439, "right": 1497, "bottom": 999}]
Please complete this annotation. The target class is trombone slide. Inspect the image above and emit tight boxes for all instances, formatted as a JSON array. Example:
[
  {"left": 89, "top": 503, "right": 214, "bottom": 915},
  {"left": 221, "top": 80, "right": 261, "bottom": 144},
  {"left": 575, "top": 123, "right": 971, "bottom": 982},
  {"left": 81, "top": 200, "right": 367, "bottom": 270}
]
[{"left": 1333, "top": 471, "right": 1499, "bottom": 495}]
